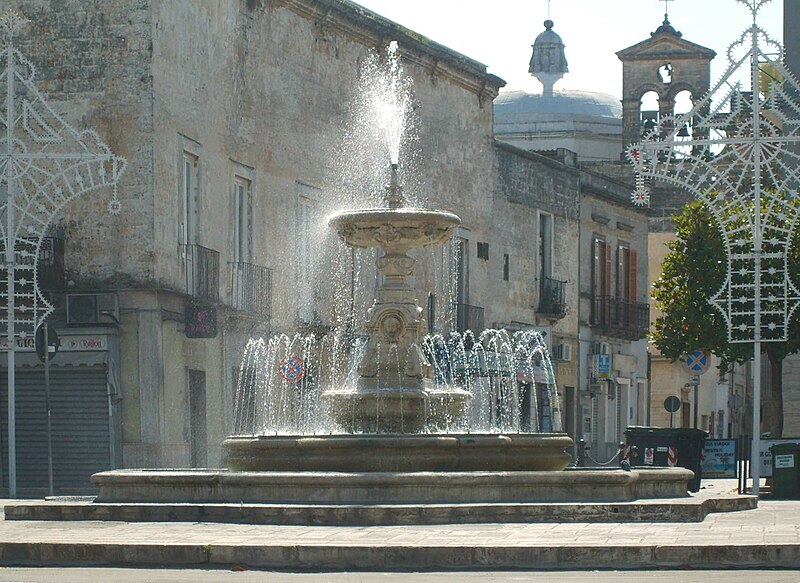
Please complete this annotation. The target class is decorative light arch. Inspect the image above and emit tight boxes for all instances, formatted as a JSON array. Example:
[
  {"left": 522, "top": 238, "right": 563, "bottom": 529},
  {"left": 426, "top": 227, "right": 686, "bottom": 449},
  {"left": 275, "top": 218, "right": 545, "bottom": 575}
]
[
  {"left": 627, "top": 0, "right": 800, "bottom": 494},
  {"left": 1, "top": 10, "right": 127, "bottom": 495}
]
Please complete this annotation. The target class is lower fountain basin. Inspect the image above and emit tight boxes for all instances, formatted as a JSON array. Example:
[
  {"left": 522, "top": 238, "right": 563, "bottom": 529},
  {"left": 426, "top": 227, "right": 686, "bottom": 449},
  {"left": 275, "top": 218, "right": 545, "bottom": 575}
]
[{"left": 222, "top": 433, "right": 573, "bottom": 472}]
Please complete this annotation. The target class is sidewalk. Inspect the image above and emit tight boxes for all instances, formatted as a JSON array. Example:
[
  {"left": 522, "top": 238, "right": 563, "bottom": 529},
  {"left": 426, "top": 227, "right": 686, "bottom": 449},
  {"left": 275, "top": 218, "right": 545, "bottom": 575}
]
[{"left": 0, "top": 480, "right": 798, "bottom": 570}]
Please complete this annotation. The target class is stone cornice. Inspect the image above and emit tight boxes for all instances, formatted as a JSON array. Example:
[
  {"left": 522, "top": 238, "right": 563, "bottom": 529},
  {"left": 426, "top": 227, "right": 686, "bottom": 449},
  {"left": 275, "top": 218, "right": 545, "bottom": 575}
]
[{"left": 272, "top": 0, "right": 505, "bottom": 102}]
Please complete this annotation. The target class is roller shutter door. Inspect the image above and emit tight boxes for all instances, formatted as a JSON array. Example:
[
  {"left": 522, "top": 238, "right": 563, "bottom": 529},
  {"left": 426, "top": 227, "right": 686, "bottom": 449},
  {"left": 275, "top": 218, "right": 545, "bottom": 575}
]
[{"left": 0, "top": 365, "right": 110, "bottom": 496}]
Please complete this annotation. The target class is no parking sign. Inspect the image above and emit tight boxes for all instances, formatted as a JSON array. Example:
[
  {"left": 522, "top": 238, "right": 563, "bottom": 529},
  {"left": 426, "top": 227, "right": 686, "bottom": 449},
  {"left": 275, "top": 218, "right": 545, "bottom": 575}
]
[{"left": 681, "top": 350, "right": 710, "bottom": 375}]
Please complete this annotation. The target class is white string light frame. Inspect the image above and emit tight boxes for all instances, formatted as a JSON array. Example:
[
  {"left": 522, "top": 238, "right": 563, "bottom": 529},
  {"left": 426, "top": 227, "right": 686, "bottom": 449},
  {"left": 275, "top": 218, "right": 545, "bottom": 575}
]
[
  {"left": 0, "top": 9, "right": 126, "bottom": 496},
  {"left": 628, "top": 0, "right": 800, "bottom": 345},
  {"left": 1, "top": 10, "right": 126, "bottom": 338},
  {"left": 627, "top": 0, "right": 798, "bottom": 495}
]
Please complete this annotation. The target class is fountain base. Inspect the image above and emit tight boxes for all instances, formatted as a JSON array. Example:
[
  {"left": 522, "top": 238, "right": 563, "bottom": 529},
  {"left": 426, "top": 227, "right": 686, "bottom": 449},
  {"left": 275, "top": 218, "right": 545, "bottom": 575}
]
[
  {"left": 89, "top": 466, "right": 695, "bottom": 506},
  {"left": 222, "top": 433, "right": 572, "bottom": 472}
]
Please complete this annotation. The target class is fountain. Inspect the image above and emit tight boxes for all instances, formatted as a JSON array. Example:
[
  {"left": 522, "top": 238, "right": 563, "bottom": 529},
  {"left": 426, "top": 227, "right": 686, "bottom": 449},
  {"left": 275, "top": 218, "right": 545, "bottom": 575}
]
[
  {"left": 82, "top": 43, "right": 697, "bottom": 514},
  {"left": 221, "top": 43, "right": 572, "bottom": 474}
]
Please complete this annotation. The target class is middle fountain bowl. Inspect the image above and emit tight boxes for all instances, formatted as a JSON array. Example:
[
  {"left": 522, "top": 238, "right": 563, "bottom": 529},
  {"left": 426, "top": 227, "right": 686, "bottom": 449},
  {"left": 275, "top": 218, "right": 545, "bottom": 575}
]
[{"left": 323, "top": 194, "right": 472, "bottom": 434}]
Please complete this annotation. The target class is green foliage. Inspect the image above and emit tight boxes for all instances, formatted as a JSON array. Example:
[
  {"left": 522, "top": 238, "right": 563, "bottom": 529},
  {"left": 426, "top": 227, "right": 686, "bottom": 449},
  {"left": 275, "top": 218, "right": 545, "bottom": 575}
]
[{"left": 651, "top": 199, "right": 800, "bottom": 367}]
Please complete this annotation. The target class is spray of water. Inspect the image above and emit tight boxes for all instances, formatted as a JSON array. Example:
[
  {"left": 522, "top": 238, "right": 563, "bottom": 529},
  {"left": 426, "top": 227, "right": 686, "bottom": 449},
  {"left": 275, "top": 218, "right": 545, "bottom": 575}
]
[{"left": 234, "top": 42, "right": 563, "bottom": 437}]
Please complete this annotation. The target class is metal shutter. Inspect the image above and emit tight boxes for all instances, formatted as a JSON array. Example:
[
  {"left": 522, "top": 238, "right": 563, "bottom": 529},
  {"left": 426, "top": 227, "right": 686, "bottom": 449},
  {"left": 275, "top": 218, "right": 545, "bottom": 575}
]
[{"left": 0, "top": 365, "right": 110, "bottom": 497}]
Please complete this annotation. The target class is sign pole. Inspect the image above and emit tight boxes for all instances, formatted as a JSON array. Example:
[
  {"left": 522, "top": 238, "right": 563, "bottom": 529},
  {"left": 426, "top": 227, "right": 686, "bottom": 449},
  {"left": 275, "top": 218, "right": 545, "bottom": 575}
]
[
  {"left": 44, "top": 322, "right": 53, "bottom": 497},
  {"left": 5, "top": 31, "right": 17, "bottom": 497}
]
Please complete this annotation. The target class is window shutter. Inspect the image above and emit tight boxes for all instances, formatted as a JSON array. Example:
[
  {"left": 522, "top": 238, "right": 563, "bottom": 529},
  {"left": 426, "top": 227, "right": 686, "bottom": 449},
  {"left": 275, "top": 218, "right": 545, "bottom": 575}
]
[{"left": 629, "top": 249, "right": 638, "bottom": 302}]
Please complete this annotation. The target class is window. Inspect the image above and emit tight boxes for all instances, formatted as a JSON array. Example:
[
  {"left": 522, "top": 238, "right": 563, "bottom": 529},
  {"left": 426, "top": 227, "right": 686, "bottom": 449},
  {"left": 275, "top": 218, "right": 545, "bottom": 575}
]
[
  {"left": 296, "top": 183, "right": 320, "bottom": 322},
  {"left": 233, "top": 177, "right": 253, "bottom": 263},
  {"left": 640, "top": 91, "right": 660, "bottom": 135},
  {"left": 591, "top": 235, "right": 611, "bottom": 325},
  {"left": 503, "top": 253, "right": 510, "bottom": 281},
  {"left": 658, "top": 63, "right": 673, "bottom": 84},
  {"left": 296, "top": 195, "right": 316, "bottom": 273},
  {"left": 616, "top": 242, "right": 637, "bottom": 304},
  {"left": 454, "top": 236, "right": 469, "bottom": 306},
  {"left": 538, "top": 213, "right": 553, "bottom": 281},
  {"left": 476, "top": 241, "right": 489, "bottom": 260},
  {"left": 181, "top": 152, "right": 198, "bottom": 246},
  {"left": 591, "top": 235, "right": 611, "bottom": 298}
]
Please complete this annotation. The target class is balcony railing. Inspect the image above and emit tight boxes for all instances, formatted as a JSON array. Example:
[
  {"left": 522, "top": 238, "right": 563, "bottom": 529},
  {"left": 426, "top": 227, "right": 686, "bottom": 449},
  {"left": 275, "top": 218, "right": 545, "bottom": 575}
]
[
  {"left": 454, "top": 302, "right": 485, "bottom": 335},
  {"left": 229, "top": 261, "right": 272, "bottom": 319},
  {"left": 537, "top": 276, "right": 567, "bottom": 318},
  {"left": 0, "top": 237, "right": 66, "bottom": 292},
  {"left": 37, "top": 237, "right": 66, "bottom": 291},
  {"left": 590, "top": 296, "right": 649, "bottom": 340},
  {"left": 182, "top": 244, "right": 219, "bottom": 302}
]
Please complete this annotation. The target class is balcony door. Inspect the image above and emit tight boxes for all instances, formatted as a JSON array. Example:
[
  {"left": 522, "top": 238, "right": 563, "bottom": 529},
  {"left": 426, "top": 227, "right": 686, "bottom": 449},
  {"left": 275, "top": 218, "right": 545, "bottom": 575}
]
[
  {"left": 454, "top": 236, "right": 470, "bottom": 332},
  {"left": 182, "top": 152, "right": 199, "bottom": 296},
  {"left": 616, "top": 243, "right": 637, "bottom": 326},
  {"left": 591, "top": 236, "right": 611, "bottom": 324}
]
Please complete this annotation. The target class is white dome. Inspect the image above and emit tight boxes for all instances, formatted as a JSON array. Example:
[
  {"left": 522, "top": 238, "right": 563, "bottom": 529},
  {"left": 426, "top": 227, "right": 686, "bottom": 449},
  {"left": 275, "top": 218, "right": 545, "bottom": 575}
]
[{"left": 495, "top": 89, "right": 622, "bottom": 118}]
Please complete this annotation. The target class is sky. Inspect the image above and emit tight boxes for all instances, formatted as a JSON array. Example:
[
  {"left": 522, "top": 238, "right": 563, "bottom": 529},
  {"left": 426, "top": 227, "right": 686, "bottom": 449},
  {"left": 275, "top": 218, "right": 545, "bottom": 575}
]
[{"left": 353, "top": 0, "right": 785, "bottom": 99}]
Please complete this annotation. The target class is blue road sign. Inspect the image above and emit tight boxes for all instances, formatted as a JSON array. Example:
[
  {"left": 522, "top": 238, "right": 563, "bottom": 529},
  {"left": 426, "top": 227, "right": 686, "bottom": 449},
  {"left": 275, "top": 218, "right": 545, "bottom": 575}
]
[
  {"left": 684, "top": 350, "right": 710, "bottom": 375},
  {"left": 597, "top": 354, "right": 611, "bottom": 379}
]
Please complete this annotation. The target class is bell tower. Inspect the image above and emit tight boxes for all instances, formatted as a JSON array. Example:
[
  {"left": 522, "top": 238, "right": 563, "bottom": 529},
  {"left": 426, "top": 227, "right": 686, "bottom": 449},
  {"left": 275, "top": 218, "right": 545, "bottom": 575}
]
[{"left": 616, "top": 14, "right": 715, "bottom": 147}]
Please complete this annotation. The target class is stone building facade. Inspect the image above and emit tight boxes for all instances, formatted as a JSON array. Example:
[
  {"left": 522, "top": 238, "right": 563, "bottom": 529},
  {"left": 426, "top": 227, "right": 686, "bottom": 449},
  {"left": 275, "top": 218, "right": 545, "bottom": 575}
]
[
  {"left": 494, "top": 20, "right": 652, "bottom": 462},
  {"left": 2, "top": 0, "right": 586, "bottom": 493}
]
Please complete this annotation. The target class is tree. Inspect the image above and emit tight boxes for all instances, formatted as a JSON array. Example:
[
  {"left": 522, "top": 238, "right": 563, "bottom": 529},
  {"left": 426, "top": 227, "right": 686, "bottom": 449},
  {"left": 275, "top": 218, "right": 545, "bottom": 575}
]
[{"left": 651, "top": 201, "right": 800, "bottom": 438}]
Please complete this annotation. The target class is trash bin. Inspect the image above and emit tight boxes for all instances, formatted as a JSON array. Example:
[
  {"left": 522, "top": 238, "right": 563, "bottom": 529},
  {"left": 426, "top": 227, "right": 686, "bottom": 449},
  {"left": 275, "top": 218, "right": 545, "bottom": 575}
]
[
  {"left": 624, "top": 426, "right": 708, "bottom": 492},
  {"left": 770, "top": 443, "right": 800, "bottom": 499}
]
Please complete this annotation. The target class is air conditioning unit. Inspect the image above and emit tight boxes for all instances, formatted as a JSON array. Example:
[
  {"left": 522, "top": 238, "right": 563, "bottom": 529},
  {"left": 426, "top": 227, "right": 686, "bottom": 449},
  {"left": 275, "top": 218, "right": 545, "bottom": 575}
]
[
  {"left": 66, "top": 293, "right": 119, "bottom": 325},
  {"left": 553, "top": 342, "right": 572, "bottom": 362}
]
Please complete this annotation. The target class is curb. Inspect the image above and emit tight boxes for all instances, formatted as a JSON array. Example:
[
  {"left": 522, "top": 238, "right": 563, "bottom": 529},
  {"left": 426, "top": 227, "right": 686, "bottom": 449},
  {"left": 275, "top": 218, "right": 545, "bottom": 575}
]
[{"left": 0, "top": 542, "right": 799, "bottom": 570}]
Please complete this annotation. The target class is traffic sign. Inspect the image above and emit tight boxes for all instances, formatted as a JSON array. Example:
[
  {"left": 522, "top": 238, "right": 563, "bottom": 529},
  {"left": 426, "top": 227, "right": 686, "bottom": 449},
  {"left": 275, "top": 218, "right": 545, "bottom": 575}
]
[
  {"left": 664, "top": 395, "right": 681, "bottom": 413},
  {"left": 597, "top": 354, "right": 611, "bottom": 379},
  {"left": 34, "top": 324, "right": 60, "bottom": 363},
  {"left": 681, "top": 350, "right": 710, "bottom": 375}
]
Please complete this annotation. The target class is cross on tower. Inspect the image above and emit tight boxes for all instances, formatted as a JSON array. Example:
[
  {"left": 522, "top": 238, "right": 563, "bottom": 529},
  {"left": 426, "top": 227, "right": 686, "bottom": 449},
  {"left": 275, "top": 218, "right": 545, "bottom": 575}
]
[{"left": 661, "top": 0, "right": 674, "bottom": 18}]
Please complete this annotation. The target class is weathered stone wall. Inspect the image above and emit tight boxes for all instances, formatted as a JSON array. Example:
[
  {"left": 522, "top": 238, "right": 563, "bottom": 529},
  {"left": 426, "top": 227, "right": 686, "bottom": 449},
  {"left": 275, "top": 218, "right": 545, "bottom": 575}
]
[
  {"left": 6, "top": 0, "right": 156, "bottom": 285},
  {"left": 8, "top": 0, "right": 517, "bottom": 467}
]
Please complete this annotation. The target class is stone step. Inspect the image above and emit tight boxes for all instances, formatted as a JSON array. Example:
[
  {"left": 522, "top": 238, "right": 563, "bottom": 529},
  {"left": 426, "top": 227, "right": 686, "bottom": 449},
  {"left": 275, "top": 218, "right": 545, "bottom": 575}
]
[{"left": 5, "top": 495, "right": 755, "bottom": 526}]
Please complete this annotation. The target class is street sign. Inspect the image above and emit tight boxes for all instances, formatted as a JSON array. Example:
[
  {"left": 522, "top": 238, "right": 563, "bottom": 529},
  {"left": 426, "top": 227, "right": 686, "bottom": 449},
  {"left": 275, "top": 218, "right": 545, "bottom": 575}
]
[
  {"left": 664, "top": 395, "right": 681, "bottom": 413},
  {"left": 597, "top": 354, "right": 611, "bottom": 379},
  {"left": 681, "top": 350, "right": 710, "bottom": 375},
  {"left": 34, "top": 324, "right": 59, "bottom": 363}
]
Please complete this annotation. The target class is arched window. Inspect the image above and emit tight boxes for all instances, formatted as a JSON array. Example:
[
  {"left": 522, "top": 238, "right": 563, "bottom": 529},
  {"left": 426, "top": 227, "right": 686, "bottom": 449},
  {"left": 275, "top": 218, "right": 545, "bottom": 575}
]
[
  {"left": 674, "top": 90, "right": 694, "bottom": 156},
  {"left": 640, "top": 91, "right": 660, "bottom": 135}
]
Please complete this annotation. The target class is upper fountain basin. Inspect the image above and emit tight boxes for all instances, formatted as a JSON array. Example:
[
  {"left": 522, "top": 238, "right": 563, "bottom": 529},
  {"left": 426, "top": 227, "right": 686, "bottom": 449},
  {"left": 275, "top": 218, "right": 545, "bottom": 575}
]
[{"left": 328, "top": 208, "right": 461, "bottom": 251}]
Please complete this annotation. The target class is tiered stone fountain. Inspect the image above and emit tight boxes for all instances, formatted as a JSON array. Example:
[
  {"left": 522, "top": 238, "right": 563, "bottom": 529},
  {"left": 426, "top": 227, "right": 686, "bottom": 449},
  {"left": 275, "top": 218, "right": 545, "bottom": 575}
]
[
  {"left": 221, "top": 162, "right": 574, "bottom": 474},
  {"left": 322, "top": 164, "right": 469, "bottom": 434},
  {"left": 81, "top": 44, "right": 698, "bottom": 518}
]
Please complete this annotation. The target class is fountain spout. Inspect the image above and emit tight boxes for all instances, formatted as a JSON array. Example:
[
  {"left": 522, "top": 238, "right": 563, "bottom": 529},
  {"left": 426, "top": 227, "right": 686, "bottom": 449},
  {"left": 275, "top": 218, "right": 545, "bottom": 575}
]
[{"left": 385, "top": 163, "right": 404, "bottom": 209}]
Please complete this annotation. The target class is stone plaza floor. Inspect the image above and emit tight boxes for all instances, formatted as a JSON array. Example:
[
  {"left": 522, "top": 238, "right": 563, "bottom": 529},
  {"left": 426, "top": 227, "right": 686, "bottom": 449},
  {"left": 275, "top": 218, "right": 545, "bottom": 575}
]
[{"left": 0, "top": 479, "right": 798, "bottom": 570}]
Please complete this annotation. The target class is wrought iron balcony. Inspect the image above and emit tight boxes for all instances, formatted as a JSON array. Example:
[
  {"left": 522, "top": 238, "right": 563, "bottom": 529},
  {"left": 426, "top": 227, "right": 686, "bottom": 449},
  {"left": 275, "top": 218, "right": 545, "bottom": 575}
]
[
  {"left": 537, "top": 276, "right": 567, "bottom": 319},
  {"left": 0, "top": 237, "right": 66, "bottom": 292},
  {"left": 182, "top": 244, "right": 219, "bottom": 302},
  {"left": 229, "top": 261, "right": 272, "bottom": 319},
  {"left": 590, "top": 296, "right": 649, "bottom": 340},
  {"left": 37, "top": 237, "right": 66, "bottom": 292},
  {"left": 454, "top": 302, "right": 485, "bottom": 335}
]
